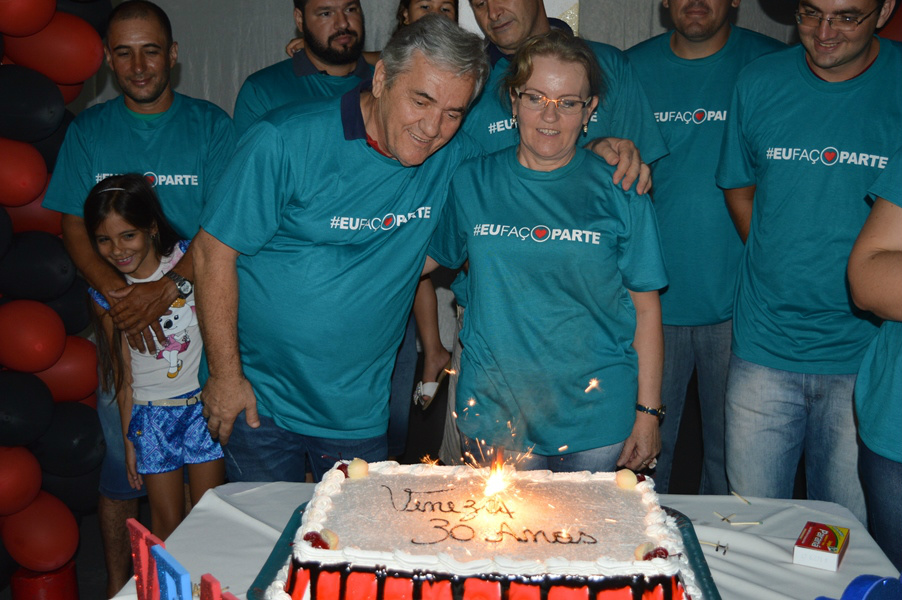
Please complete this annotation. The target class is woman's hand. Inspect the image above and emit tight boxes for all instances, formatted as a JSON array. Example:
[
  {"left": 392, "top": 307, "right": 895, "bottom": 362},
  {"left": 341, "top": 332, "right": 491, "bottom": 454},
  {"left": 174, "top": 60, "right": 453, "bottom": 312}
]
[
  {"left": 620, "top": 289, "right": 664, "bottom": 472},
  {"left": 124, "top": 439, "right": 144, "bottom": 491},
  {"left": 616, "top": 412, "right": 661, "bottom": 471}
]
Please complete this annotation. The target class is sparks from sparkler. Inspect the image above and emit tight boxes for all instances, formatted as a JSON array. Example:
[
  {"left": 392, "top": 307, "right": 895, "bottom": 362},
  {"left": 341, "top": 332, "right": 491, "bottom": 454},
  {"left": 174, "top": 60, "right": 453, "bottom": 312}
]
[
  {"left": 483, "top": 447, "right": 508, "bottom": 497},
  {"left": 585, "top": 378, "right": 600, "bottom": 393}
]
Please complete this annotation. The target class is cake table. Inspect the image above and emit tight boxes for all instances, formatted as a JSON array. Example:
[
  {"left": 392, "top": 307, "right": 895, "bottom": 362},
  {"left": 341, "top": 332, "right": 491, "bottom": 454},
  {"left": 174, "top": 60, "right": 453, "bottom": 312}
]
[{"left": 111, "top": 482, "right": 897, "bottom": 600}]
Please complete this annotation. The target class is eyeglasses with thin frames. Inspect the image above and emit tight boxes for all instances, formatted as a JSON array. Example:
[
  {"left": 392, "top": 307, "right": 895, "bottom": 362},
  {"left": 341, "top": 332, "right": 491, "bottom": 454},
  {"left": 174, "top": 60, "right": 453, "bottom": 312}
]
[
  {"left": 515, "top": 90, "right": 591, "bottom": 115},
  {"left": 794, "top": 5, "right": 880, "bottom": 31}
]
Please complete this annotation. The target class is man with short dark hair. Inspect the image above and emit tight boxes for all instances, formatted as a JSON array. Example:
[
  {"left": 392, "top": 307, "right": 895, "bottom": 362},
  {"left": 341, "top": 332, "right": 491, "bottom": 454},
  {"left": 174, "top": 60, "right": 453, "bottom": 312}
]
[
  {"left": 195, "top": 15, "right": 489, "bottom": 482},
  {"left": 716, "top": 0, "right": 900, "bottom": 523},
  {"left": 42, "top": 2, "right": 234, "bottom": 594},
  {"left": 232, "top": 0, "right": 372, "bottom": 135},
  {"left": 626, "top": 0, "right": 784, "bottom": 495}
]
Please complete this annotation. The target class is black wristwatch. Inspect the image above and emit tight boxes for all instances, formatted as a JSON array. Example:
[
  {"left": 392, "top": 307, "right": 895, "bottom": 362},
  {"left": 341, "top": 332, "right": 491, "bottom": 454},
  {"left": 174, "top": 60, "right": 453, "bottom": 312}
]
[
  {"left": 636, "top": 403, "right": 666, "bottom": 422},
  {"left": 164, "top": 271, "right": 193, "bottom": 299}
]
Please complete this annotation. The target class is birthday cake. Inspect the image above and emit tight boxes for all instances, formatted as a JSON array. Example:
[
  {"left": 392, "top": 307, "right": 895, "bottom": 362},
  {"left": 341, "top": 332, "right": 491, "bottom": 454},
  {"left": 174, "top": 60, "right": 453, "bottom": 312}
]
[{"left": 264, "top": 461, "right": 701, "bottom": 600}]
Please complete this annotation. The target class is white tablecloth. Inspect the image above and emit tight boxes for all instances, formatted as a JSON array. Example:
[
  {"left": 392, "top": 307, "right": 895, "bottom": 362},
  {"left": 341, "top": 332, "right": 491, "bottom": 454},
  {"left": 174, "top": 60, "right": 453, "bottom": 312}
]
[{"left": 113, "top": 482, "right": 898, "bottom": 600}]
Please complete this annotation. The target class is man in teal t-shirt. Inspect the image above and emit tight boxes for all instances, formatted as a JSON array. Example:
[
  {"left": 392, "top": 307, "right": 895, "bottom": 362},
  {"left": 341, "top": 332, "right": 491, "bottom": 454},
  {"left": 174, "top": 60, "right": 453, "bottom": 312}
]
[
  {"left": 41, "top": 2, "right": 235, "bottom": 596},
  {"left": 232, "top": 0, "right": 373, "bottom": 136},
  {"left": 194, "top": 16, "right": 489, "bottom": 483},
  {"left": 715, "top": 0, "right": 902, "bottom": 525},
  {"left": 626, "top": 0, "right": 783, "bottom": 495},
  {"left": 848, "top": 146, "right": 902, "bottom": 571}
]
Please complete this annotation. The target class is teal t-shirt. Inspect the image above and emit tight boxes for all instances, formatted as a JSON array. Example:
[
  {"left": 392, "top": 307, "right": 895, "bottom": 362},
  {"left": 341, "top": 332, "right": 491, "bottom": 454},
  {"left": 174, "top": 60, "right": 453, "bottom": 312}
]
[
  {"left": 232, "top": 53, "right": 373, "bottom": 136},
  {"left": 715, "top": 39, "right": 902, "bottom": 373},
  {"left": 42, "top": 93, "right": 236, "bottom": 239},
  {"left": 855, "top": 147, "right": 902, "bottom": 463},
  {"left": 428, "top": 147, "right": 667, "bottom": 455},
  {"left": 450, "top": 24, "right": 669, "bottom": 309},
  {"left": 627, "top": 26, "right": 784, "bottom": 326},
  {"left": 202, "top": 85, "right": 480, "bottom": 440}
]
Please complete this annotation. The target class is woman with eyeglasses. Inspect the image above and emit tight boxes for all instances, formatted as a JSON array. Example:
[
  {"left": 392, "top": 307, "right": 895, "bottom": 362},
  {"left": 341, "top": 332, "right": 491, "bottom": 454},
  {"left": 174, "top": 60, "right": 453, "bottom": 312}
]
[{"left": 425, "top": 30, "right": 667, "bottom": 474}]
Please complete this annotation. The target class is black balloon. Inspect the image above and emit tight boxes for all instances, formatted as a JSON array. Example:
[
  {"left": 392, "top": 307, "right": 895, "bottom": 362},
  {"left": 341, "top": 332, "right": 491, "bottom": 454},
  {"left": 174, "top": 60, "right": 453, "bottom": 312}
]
[
  {"left": 32, "top": 110, "right": 75, "bottom": 172},
  {"left": 0, "top": 371, "right": 54, "bottom": 447},
  {"left": 0, "top": 207, "right": 11, "bottom": 261},
  {"left": 56, "top": 0, "right": 113, "bottom": 37},
  {"left": 0, "top": 539, "right": 16, "bottom": 595},
  {"left": 0, "top": 65, "right": 65, "bottom": 143},
  {"left": 41, "top": 462, "right": 103, "bottom": 514},
  {"left": 28, "top": 402, "right": 106, "bottom": 477},
  {"left": 45, "top": 276, "right": 92, "bottom": 335},
  {"left": 0, "top": 231, "right": 76, "bottom": 301}
]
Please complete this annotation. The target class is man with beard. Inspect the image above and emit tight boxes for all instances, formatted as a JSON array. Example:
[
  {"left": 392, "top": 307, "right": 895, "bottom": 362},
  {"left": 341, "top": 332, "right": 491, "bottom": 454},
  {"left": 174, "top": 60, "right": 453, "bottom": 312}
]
[
  {"left": 716, "top": 0, "right": 901, "bottom": 524},
  {"left": 232, "top": 0, "right": 372, "bottom": 135},
  {"left": 41, "top": 3, "right": 234, "bottom": 595},
  {"left": 625, "top": 0, "right": 783, "bottom": 495},
  {"left": 195, "top": 15, "right": 489, "bottom": 484}
]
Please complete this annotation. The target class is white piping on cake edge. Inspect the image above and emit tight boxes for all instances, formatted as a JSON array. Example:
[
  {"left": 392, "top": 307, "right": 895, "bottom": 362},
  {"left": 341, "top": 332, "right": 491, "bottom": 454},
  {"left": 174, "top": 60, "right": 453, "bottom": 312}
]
[{"left": 296, "top": 462, "right": 690, "bottom": 581}]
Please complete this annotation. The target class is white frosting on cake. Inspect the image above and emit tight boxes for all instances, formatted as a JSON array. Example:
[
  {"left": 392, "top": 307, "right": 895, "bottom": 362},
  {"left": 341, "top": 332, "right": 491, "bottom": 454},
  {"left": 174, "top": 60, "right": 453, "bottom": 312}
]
[{"left": 265, "top": 461, "right": 703, "bottom": 599}]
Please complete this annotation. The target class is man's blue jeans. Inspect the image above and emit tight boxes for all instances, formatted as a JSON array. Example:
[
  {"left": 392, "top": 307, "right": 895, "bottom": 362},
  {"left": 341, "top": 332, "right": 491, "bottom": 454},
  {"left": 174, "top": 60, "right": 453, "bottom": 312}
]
[
  {"left": 655, "top": 321, "right": 731, "bottom": 494},
  {"left": 223, "top": 411, "right": 387, "bottom": 482},
  {"left": 724, "top": 354, "right": 866, "bottom": 525},
  {"left": 859, "top": 440, "right": 902, "bottom": 570},
  {"left": 97, "top": 384, "right": 146, "bottom": 500},
  {"left": 388, "top": 314, "right": 417, "bottom": 456}
]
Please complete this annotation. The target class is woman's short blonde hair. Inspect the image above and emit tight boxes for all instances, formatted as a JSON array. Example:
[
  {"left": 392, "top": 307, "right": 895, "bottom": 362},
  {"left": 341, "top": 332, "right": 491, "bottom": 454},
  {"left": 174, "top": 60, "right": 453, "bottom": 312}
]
[{"left": 503, "top": 29, "right": 605, "bottom": 105}]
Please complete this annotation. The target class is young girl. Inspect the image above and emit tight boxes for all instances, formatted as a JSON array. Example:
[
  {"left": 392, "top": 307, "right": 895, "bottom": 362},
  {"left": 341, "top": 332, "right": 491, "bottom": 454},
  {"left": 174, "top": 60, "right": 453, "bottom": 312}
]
[{"left": 85, "top": 173, "right": 224, "bottom": 541}]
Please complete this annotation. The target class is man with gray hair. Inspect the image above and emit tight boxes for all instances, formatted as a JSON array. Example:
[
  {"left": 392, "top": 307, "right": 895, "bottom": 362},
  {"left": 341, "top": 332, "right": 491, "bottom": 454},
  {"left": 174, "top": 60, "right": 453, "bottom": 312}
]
[{"left": 193, "top": 15, "right": 489, "bottom": 482}]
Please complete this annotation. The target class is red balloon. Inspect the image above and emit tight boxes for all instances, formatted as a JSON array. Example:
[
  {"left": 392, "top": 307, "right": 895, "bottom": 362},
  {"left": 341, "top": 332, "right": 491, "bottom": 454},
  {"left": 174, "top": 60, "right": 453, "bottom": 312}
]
[
  {"left": 57, "top": 82, "right": 84, "bottom": 105},
  {"left": 1, "top": 491, "right": 78, "bottom": 572},
  {"left": 0, "top": 447, "right": 42, "bottom": 516},
  {"left": 881, "top": 8, "right": 902, "bottom": 42},
  {"left": 5, "top": 177, "right": 61, "bottom": 235},
  {"left": 78, "top": 392, "right": 98, "bottom": 410},
  {"left": 34, "top": 335, "right": 98, "bottom": 402},
  {"left": 0, "top": 138, "right": 47, "bottom": 207},
  {"left": 0, "top": 300, "right": 66, "bottom": 372},
  {"left": 3, "top": 12, "right": 104, "bottom": 85},
  {"left": 10, "top": 560, "right": 79, "bottom": 599},
  {"left": 0, "top": 0, "right": 55, "bottom": 37}
]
